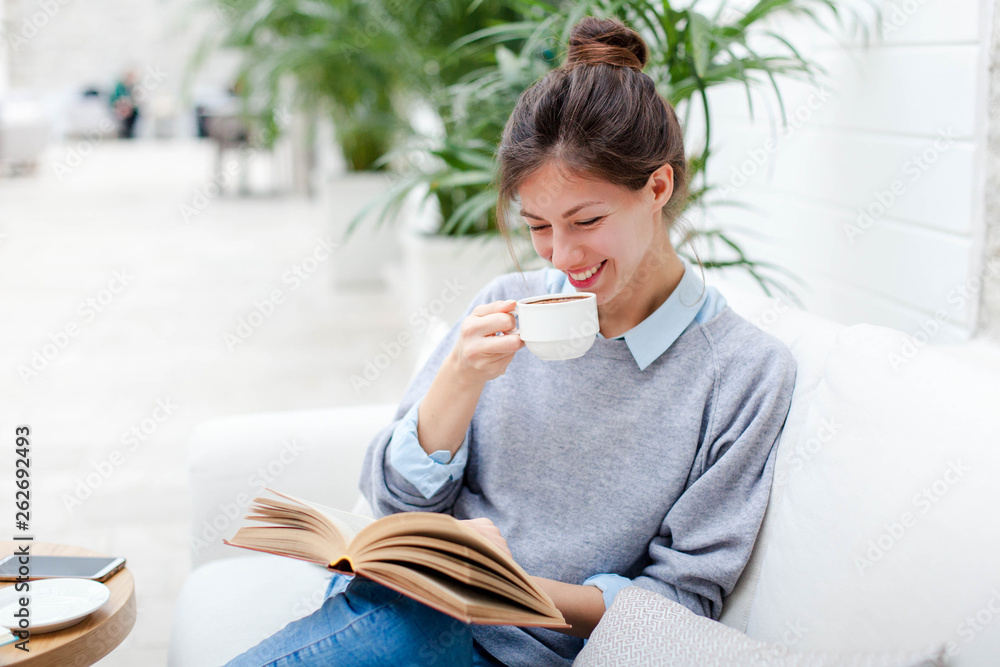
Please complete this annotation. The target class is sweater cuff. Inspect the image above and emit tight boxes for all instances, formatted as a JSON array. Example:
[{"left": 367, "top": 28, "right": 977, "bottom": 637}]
[
  {"left": 387, "top": 400, "right": 469, "bottom": 500},
  {"left": 583, "top": 574, "right": 633, "bottom": 611}
]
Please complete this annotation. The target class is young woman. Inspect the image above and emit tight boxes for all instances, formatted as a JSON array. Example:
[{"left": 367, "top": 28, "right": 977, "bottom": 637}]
[{"left": 226, "top": 15, "right": 796, "bottom": 667}]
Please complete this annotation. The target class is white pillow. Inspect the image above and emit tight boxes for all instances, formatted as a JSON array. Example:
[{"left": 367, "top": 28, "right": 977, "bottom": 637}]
[
  {"left": 743, "top": 324, "right": 1000, "bottom": 661},
  {"left": 573, "top": 586, "right": 946, "bottom": 667}
]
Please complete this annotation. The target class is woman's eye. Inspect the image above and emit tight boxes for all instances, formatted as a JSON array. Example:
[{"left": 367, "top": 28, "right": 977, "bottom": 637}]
[{"left": 526, "top": 217, "right": 601, "bottom": 232}]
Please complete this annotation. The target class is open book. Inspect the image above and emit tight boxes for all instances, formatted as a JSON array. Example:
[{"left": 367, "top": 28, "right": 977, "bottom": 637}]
[{"left": 223, "top": 488, "right": 568, "bottom": 628}]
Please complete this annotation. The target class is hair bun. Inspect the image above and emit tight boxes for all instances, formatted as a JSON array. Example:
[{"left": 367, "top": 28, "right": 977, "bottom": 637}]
[{"left": 565, "top": 16, "right": 648, "bottom": 72}]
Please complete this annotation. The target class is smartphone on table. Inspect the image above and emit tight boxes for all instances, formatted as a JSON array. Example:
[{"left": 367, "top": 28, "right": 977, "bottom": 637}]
[{"left": 0, "top": 555, "right": 126, "bottom": 582}]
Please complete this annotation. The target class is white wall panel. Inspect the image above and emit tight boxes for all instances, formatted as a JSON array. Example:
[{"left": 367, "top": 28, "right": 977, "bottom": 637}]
[
  {"left": 709, "top": 47, "right": 980, "bottom": 139},
  {"left": 706, "top": 190, "right": 977, "bottom": 328},
  {"left": 699, "top": 0, "right": 989, "bottom": 340},
  {"left": 709, "top": 124, "right": 975, "bottom": 236},
  {"left": 713, "top": 265, "right": 970, "bottom": 344}
]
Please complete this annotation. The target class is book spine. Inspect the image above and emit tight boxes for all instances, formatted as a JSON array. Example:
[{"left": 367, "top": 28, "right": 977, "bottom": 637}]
[{"left": 329, "top": 555, "right": 355, "bottom": 573}]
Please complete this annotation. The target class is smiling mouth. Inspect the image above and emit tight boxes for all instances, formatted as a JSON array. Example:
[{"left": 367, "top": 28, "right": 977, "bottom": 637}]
[{"left": 568, "top": 261, "right": 605, "bottom": 281}]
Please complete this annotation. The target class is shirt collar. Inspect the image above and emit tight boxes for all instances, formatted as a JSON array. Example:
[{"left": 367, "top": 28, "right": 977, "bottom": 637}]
[{"left": 553, "top": 256, "right": 709, "bottom": 371}]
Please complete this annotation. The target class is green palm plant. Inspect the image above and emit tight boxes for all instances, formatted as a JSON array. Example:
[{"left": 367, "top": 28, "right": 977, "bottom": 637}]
[
  {"left": 198, "top": 0, "right": 519, "bottom": 170},
  {"left": 353, "top": 0, "right": 878, "bottom": 299},
  {"left": 200, "top": 0, "right": 414, "bottom": 169}
]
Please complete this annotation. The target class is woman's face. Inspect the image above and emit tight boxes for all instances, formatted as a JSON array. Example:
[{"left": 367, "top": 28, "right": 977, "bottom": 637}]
[{"left": 517, "top": 160, "right": 674, "bottom": 311}]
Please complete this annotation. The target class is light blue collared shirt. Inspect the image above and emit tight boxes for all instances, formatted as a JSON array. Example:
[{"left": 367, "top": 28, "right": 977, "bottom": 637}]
[
  {"left": 386, "top": 256, "right": 727, "bottom": 609},
  {"left": 549, "top": 255, "right": 727, "bottom": 371}
]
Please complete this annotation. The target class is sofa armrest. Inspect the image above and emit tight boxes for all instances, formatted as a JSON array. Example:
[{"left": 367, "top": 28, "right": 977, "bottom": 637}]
[{"left": 187, "top": 403, "right": 397, "bottom": 569}]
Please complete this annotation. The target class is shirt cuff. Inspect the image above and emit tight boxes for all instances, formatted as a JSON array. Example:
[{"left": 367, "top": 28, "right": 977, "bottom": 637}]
[
  {"left": 583, "top": 573, "right": 633, "bottom": 611},
  {"left": 387, "top": 400, "right": 469, "bottom": 500}
]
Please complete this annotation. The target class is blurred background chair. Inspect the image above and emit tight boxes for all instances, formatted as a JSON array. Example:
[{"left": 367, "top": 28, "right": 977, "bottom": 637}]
[{"left": 0, "top": 93, "right": 51, "bottom": 175}]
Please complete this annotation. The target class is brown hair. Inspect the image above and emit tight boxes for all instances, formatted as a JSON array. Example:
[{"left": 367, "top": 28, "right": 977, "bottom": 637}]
[{"left": 495, "top": 16, "right": 690, "bottom": 237}]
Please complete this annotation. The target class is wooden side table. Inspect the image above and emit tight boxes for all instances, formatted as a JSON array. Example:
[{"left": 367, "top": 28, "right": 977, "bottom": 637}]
[{"left": 0, "top": 543, "right": 136, "bottom": 666}]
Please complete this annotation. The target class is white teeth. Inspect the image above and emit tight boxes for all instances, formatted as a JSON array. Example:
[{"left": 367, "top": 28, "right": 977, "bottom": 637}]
[{"left": 569, "top": 262, "right": 602, "bottom": 281}]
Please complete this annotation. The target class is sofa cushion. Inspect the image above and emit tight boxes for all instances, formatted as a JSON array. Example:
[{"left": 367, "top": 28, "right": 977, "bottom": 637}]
[
  {"left": 742, "top": 322, "right": 1000, "bottom": 662},
  {"left": 167, "top": 554, "right": 332, "bottom": 667},
  {"left": 187, "top": 404, "right": 396, "bottom": 568},
  {"left": 716, "top": 291, "right": 846, "bottom": 633},
  {"left": 574, "top": 586, "right": 946, "bottom": 667}
]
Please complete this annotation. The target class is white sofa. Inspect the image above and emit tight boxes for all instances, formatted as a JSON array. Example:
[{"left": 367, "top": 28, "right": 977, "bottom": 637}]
[{"left": 168, "top": 281, "right": 1000, "bottom": 666}]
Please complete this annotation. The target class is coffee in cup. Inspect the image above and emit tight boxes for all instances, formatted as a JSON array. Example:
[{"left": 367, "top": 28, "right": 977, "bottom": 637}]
[
  {"left": 514, "top": 292, "right": 598, "bottom": 361},
  {"left": 526, "top": 295, "right": 591, "bottom": 305}
]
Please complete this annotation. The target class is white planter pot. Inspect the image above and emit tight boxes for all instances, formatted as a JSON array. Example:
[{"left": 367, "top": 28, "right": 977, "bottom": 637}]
[
  {"left": 392, "top": 229, "right": 540, "bottom": 331},
  {"left": 326, "top": 172, "right": 401, "bottom": 289}
]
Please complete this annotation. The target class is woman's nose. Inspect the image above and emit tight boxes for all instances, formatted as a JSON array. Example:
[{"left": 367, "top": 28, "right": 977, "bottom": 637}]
[{"left": 550, "top": 230, "right": 584, "bottom": 270}]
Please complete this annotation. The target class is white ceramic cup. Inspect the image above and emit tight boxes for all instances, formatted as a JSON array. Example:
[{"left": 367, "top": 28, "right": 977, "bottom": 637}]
[{"left": 514, "top": 292, "right": 599, "bottom": 361}]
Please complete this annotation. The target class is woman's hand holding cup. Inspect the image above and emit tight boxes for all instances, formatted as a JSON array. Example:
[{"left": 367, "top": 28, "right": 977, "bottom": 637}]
[{"left": 449, "top": 300, "right": 524, "bottom": 383}]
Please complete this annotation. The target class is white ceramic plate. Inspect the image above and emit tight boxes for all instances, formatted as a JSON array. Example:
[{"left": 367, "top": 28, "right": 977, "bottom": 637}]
[{"left": 0, "top": 578, "right": 110, "bottom": 634}]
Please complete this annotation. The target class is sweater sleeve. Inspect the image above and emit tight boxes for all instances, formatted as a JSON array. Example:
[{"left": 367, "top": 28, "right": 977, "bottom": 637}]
[
  {"left": 386, "top": 399, "right": 470, "bottom": 499},
  {"left": 358, "top": 276, "right": 519, "bottom": 517},
  {"left": 631, "top": 342, "right": 797, "bottom": 620}
]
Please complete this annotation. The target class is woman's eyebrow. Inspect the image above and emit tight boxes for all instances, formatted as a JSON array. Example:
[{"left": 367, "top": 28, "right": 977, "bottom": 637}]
[{"left": 520, "top": 201, "right": 604, "bottom": 220}]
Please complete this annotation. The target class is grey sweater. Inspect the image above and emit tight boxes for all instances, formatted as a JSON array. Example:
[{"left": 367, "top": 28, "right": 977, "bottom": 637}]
[{"left": 359, "top": 269, "right": 797, "bottom": 666}]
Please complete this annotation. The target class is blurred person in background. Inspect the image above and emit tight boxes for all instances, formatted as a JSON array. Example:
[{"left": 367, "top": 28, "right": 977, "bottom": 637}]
[{"left": 110, "top": 69, "right": 140, "bottom": 139}]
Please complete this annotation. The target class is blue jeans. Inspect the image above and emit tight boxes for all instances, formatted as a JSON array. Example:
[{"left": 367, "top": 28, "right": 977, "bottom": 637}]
[{"left": 223, "top": 573, "right": 505, "bottom": 666}]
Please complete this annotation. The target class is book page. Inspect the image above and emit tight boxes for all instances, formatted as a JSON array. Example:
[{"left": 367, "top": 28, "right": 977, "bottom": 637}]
[
  {"left": 355, "top": 535, "right": 537, "bottom": 603},
  {"left": 225, "top": 489, "right": 375, "bottom": 565},
  {"left": 265, "top": 488, "right": 374, "bottom": 543},
  {"left": 353, "top": 513, "right": 546, "bottom": 598},
  {"left": 360, "top": 561, "right": 567, "bottom": 628},
  {"left": 364, "top": 544, "right": 549, "bottom": 614},
  {"left": 225, "top": 490, "right": 567, "bottom": 628},
  {"left": 224, "top": 526, "right": 334, "bottom": 565}
]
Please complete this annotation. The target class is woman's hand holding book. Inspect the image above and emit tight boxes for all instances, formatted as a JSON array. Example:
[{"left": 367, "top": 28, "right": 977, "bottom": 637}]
[{"left": 459, "top": 518, "right": 512, "bottom": 558}]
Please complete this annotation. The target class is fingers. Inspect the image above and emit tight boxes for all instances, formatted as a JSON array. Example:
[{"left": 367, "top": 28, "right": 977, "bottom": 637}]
[
  {"left": 460, "top": 334, "right": 523, "bottom": 375},
  {"left": 460, "top": 301, "right": 521, "bottom": 357},
  {"left": 460, "top": 315, "right": 518, "bottom": 341},
  {"left": 459, "top": 518, "right": 512, "bottom": 557},
  {"left": 471, "top": 300, "right": 516, "bottom": 318},
  {"left": 467, "top": 301, "right": 518, "bottom": 337},
  {"left": 453, "top": 300, "right": 524, "bottom": 381}
]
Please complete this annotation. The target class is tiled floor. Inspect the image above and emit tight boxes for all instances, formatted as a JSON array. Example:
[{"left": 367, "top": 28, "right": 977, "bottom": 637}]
[{"left": 0, "top": 139, "right": 422, "bottom": 664}]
